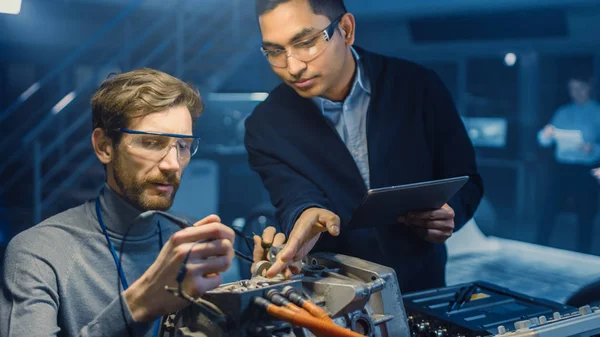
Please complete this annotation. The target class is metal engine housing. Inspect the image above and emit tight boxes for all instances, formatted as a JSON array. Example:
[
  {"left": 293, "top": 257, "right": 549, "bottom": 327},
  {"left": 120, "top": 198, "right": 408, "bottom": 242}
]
[{"left": 166, "top": 252, "right": 411, "bottom": 337}]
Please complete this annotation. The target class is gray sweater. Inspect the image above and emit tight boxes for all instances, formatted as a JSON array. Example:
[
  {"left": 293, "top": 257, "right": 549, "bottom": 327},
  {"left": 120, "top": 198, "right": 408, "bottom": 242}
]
[{"left": 1, "top": 185, "right": 180, "bottom": 337}]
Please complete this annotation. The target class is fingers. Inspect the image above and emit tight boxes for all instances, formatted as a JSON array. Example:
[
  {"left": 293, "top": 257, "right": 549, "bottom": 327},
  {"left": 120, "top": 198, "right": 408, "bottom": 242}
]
[
  {"left": 267, "top": 233, "right": 305, "bottom": 277},
  {"left": 407, "top": 219, "right": 454, "bottom": 232},
  {"left": 170, "top": 223, "right": 235, "bottom": 246},
  {"left": 280, "top": 212, "right": 327, "bottom": 262},
  {"left": 278, "top": 223, "right": 308, "bottom": 264},
  {"left": 267, "top": 208, "right": 339, "bottom": 278},
  {"left": 261, "top": 226, "right": 277, "bottom": 246},
  {"left": 252, "top": 235, "right": 265, "bottom": 263},
  {"left": 253, "top": 227, "right": 285, "bottom": 262},
  {"left": 289, "top": 263, "right": 302, "bottom": 275},
  {"left": 275, "top": 210, "right": 334, "bottom": 271},
  {"left": 281, "top": 263, "right": 303, "bottom": 279},
  {"left": 319, "top": 213, "right": 341, "bottom": 236},
  {"left": 401, "top": 206, "right": 455, "bottom": 226},
  {"left": 266, "top": 257, "right": 288, "bottom": 278},
  {"left": 184, "top": 256, "right": 231, "bottom": 296},
  {"left": 412, "top": 227, "right": 452, "bottom": 244},
  {"left": 193, "top": 214, "right": 221, "bottom": 226},
  {"left": 404, "top": 205, "right": 454, "bottom": 243},
  {"left": 189, "top": 273, "right": 223, "bottom": 297},
  {"left": 414, "top": 228, "right": 452, "bottom": 244},
  {"left": 256, "top": 266, "right": 297, "bottom": 279},
  {"left": 181, "top": 239, "right": 234, "bottom": 262},
  {"left": 252, "top": 228, "right": 288, "bottom": 277},
  {"left": 400, "top": 212, "right": 432, "bottom": 226},
  {"left": 396, "top": 204, "right": 455, "bottom": 225},
  {"left": 187, "top": 255, "right": 233, "bottom": 276},
  {"left": 273, "top": 232, "right": 286, "bottom": 247},
  {"left": 411, "top": 208, "right": 454, "bottom": 221}
]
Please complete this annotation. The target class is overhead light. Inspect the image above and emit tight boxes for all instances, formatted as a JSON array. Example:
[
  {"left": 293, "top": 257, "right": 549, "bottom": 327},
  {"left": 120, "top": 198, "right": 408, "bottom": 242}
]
[
  {"left": 0, "top": 0, "right": 22, "bottom": 15},
  {"left": 504, "top": 53, "right": 517, "bottom": 67}
]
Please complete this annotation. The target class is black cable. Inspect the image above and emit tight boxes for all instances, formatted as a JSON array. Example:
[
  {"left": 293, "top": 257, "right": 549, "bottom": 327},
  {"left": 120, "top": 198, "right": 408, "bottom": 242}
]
[
  {"left": 115, "top": 212, "right": 179, "bottom": 337},
  {"left": 176, "top": 240, "right": 204, "bottom": 296},
  {"left": 159, "top": 238, "right": 229, "bottom": 335},
  {"left": 139, "top": 210, "right": 255, "bottom": 263},
  {"left": 234, "top": 249, "right": 255, "bottom": 263},
  {"left": 233, "top": 227, "right": 254, "bottom": 254},
  {"left": 168, "top": 239, "right": 227, "bottom": 325},
  {"left": 116, "top": 213, "right": 188, "bottom": 337},
  {"left": 116, "top": 209, "right": 253, "bottom": 336}
]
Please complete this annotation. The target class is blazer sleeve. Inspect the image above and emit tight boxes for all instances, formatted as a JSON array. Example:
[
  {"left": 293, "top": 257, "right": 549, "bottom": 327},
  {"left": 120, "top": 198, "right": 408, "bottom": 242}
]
[
  {"left": 425, "top": 70, "right": 484, "bottom": 231},
  {"left": 244, "top": 112, "right": 331, "bottom": 235}
]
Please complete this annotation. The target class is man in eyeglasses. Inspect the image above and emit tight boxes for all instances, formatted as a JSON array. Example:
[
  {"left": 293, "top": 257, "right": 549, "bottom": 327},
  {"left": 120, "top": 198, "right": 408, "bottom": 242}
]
[
  {"left": 245, "top": 0, "right": 484, "bottom": 293},
  {"left": 1, "top": 69, "right": 236, "bottom": 337}
]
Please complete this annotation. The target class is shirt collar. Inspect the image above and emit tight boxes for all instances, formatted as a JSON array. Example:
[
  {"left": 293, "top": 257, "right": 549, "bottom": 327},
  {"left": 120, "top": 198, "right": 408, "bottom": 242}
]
[
  {"left": 313, "top": 46, "right": 371, "bottom": 111},
  {"left": 351, "top": 46, "right": 371, "bottom": 95}
]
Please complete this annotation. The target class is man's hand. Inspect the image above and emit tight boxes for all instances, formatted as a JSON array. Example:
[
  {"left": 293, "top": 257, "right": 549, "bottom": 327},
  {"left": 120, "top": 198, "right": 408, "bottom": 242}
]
[
  {"left": 592, "top": 168, "right": 600, "bottom": 183},
  {"left": 266, "top": 207, "right": 340, "bottom": 278},
  {"left": 542, "top": 125, "right": 555, "bottom": 138},
  {"left": 251, "top": 226, "right": 300, "bottom": 279},
  {"left": 398, "top": 204, "right": 455, "bottom": 244},
  {"left": 581, "top": 143, "right": 593, "bottom": 153},
  {"left": 124, "top": 214, "right": 235, "bottom": 322}
]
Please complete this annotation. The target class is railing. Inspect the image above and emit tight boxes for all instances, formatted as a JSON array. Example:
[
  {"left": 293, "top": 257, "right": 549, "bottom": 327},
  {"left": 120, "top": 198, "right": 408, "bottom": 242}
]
[
  {"left": 0, "top": 0, "right": 259, "bottom": 223},
  {"left": 0, "top": 0, "right": 147, "bottom": 125}
]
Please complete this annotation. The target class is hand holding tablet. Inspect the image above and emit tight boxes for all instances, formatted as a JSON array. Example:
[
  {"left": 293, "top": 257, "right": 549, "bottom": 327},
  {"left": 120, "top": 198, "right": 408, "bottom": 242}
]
[
  {"left": 399, "top": 203, "right": 456, "bottom": 244},
  {"left": 347, "top": 176, "right": 469, "bottom": 239}
]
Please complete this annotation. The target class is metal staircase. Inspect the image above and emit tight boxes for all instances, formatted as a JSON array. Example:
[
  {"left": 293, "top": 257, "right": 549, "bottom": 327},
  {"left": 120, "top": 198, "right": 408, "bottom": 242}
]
[{"left": 0, "top": 0, "right": 259, "bottom": 225}]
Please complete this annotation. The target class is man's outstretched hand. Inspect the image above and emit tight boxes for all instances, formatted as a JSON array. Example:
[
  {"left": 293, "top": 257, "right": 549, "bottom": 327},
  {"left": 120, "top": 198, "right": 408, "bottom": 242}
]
[{"left": 256, "top": 208, "right": 340, "bottom": 278}]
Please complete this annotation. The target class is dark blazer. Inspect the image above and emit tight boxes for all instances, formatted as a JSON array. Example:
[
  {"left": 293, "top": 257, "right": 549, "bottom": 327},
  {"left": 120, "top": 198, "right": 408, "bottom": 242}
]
[{"left": 244, "top": 47, "right": 484, "bottom": 293}]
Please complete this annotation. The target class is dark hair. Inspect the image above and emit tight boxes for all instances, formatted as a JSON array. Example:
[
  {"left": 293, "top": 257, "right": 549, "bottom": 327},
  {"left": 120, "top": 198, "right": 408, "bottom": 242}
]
[
  {"left": 91, "top": 68, "right": 203, "bottom": 144},
  {"left": 255, "top": 0, "right": 347, "bottom": 22},
  {"left": 566, "top": 63, "right": 594, "bottom": 85},
  {"left": 569, "top": 73, "right": 594, "bottom": 85}
]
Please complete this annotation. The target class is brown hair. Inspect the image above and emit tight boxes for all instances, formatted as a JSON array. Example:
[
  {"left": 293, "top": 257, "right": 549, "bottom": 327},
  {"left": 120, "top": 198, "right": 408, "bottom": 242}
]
[{"left": 91, "top": 68, "right": 203, "bottom": 143}]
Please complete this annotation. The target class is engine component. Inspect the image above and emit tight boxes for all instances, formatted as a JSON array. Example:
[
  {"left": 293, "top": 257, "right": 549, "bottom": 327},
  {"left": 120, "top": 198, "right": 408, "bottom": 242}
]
[{"left": 164, "top": 252, "right": 411, "bottom": 337}]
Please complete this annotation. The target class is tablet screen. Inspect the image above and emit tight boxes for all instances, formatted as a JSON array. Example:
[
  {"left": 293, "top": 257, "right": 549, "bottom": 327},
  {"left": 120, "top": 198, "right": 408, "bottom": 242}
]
[{"left": 347, "top": 176, "right": 469, "bottom": 228}]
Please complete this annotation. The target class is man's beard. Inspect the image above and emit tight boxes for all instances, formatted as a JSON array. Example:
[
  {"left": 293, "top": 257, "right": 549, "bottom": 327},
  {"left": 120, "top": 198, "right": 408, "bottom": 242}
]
[{"left": 111, "top": 153, "right": 180, "bottom": 211}]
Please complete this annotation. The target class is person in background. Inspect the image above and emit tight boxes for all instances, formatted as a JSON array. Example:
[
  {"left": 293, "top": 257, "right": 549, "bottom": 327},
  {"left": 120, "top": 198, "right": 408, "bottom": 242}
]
[
  {"left": 592, "top": 167, "right": 600, "bottom": 183},
  {"left": 537, "top": 73, "right": 600, "bottom": 253}
]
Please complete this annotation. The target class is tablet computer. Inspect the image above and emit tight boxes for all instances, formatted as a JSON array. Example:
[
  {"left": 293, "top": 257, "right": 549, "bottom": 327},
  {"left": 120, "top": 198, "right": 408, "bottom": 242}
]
[{"left": 347, "top": 176, "right": 469, "bottom": 228}]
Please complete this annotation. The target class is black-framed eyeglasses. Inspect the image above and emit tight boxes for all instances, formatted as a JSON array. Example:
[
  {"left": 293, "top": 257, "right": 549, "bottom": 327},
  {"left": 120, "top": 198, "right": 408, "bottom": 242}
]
[
  {"left": 260, "top": 14, "right": 345, "bottom": 68},
  {"left": 115, "top": 128, "right": 201, "bottom": 163}
]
